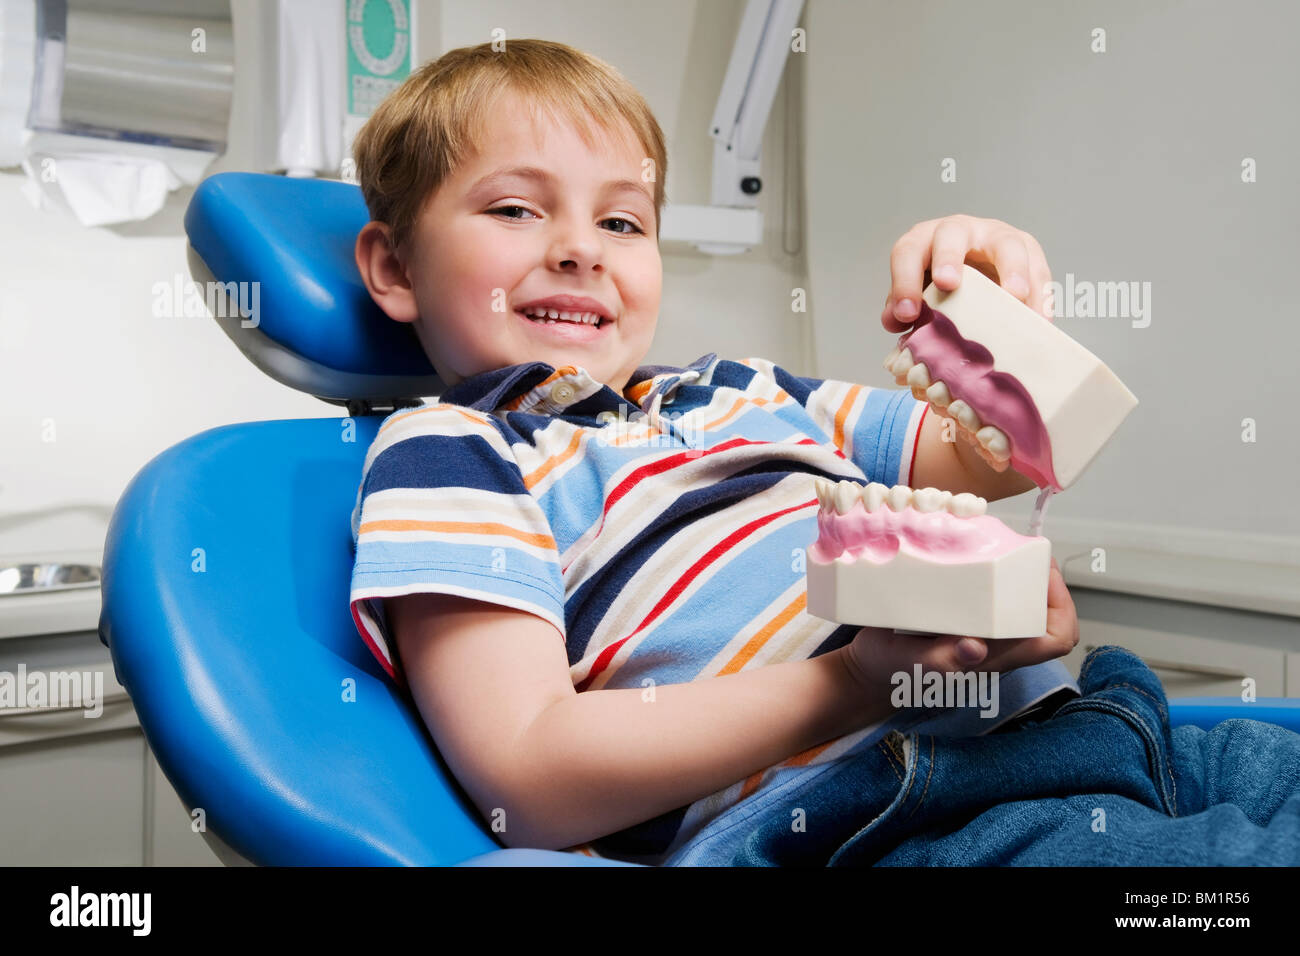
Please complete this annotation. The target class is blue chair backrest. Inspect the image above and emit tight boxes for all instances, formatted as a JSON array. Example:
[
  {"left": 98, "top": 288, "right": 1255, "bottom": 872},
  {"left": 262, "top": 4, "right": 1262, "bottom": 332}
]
[{"left": 184, "top": 172, "right": 443, "bottom": 402}]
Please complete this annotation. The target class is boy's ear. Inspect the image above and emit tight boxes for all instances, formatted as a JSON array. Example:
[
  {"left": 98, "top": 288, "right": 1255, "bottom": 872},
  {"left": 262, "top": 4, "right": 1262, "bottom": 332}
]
[{"left": 354, "top": 221, "right": 420, "bottom": 323}]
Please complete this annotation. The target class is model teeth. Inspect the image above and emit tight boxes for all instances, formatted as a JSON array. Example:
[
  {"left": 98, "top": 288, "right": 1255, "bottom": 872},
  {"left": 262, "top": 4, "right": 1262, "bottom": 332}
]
[
  {"left": 910, "top": 487, "right": 951, "bottom": 512},
  {"left": 885, "top": 345, "right": 1017, "bottom": 462},
  {"left": 925, "top": 381, "right": 951, "bottom": 408},
  {"left": 888, "top": 347, "right": 914, "bottom": 378},
  {"left": 833, "top": 479, "right": 859, "bottom": 514},
  {"left": 948, "top": 492, "right": 987, "bottom": 517},
  {"left": 976, "top": 426, "right": 1011, "bottom": 461},
  {"left": 813, "top": 477, "right": 987, "bottom": 518},
  {"left": 886, "top": 485, "right": 912, "bottom": 512},
  {"left": 862, "top": 482, "right": 889, "bottom": 512},
  {"left": 947, "top": 399, "right": 981, "bottom": 433},
  {"left": 522, "top": 307, "right": 602, "bottom": 325}
]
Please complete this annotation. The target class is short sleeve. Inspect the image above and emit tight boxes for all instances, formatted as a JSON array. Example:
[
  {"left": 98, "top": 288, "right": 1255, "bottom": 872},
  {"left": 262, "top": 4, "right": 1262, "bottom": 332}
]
[
  {"left": 349, "top": 403, "right": 566, "bottom": 684},
  {"left": 737, "top": 356, "right": 928, "bottom": 488}
]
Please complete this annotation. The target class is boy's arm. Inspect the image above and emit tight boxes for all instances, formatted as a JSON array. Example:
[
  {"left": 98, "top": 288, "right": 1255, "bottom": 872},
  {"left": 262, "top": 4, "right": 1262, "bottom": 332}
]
[
  {"left": 909, "top": 405, "right": 1037, "bottom": 502},
  {"left": 388, "top": 591, "right": 893, "bottom": 853}
]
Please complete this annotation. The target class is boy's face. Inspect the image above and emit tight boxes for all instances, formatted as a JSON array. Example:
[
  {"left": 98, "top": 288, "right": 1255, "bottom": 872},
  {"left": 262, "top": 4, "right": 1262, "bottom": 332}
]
[{"left": 376, "top": 92, "right": 662, "bottom": 395}]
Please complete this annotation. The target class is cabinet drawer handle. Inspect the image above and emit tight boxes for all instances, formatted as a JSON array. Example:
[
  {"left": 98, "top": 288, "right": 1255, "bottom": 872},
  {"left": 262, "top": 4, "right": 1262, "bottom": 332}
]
[{"left": 1082, "top": 645, "right": 1247, "bottom": 679}]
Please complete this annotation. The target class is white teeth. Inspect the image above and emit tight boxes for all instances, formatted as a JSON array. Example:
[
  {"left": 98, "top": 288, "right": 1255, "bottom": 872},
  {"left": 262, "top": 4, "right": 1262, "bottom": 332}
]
[
  {"left": 883, "top": 346, "right": 993, "bottom": 438},
  {"left": 947, "top": 399, "right": 981, "bottom": 433},
  {"left": 886, "top": 485, "right": 913, "bottom": 512},
  {"left": 834, "top": 480, "right": 859, "bottom": 515},
  {"left": 523, "top": 307, "right": 601, "bottom": 325},
  {"left": 948, "top": 492, "right": 987, "bottom": 518},
  {"left": 911, "top": 487, "right": 951, "bottom": 512},
  {"left": 925, "top": 381, "right": 951, "bottom": 408},
  {"left": 861, "top": 481, "right": 890, "bottom": 511},
  {"left": 886, "top": 345, "right": 960, "bottom": 416},
  {"left": 976, "top": 426, "right": 1011, "bottom": 460},
  {"left": 815, "top": 479, "right": 986, "bottom": 519},
  {"left": 813, "top": 477, "right": 834, "bottom": 508}
]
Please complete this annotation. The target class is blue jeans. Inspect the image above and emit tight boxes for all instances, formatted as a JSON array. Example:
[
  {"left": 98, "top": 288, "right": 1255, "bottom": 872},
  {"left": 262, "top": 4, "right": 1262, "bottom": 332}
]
[{"left": 726, "top": 645, "right": 1300, "bottom": 865}]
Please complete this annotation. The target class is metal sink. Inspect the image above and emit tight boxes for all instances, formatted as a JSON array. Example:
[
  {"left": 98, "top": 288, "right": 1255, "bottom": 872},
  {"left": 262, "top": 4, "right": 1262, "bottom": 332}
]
[{"left": 0, "top": 562, "right": 101, "bottom": 595}]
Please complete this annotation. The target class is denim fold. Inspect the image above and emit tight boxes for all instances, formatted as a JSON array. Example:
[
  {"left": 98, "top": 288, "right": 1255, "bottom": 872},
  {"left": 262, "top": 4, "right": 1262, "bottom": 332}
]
[{"left": 721, "top": 646, "right": 1300, "bottom": 866}]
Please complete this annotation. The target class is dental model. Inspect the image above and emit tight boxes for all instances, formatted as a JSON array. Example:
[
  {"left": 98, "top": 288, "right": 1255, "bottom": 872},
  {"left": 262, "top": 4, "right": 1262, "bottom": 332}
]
[
  {"left": 883, "top": 264, "right": 1138, "bottom": 491},
  {"left": 805, "top": 478, "right": 1050, "bottom": 638}
]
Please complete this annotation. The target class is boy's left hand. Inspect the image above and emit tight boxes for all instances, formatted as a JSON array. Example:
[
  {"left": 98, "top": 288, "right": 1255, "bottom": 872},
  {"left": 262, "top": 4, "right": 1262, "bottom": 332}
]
[{"left": 882, "top": 214, "right": 1055, "bottom": 333}]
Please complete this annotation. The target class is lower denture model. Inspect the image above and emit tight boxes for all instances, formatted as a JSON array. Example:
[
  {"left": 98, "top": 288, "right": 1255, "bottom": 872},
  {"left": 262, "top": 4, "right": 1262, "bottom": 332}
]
[
  {"left": 807, "top": 480, "right": 1052, "bottom": 638},
  {"left": 806, "top": 264, "right": 1138, "bottom": 639}
]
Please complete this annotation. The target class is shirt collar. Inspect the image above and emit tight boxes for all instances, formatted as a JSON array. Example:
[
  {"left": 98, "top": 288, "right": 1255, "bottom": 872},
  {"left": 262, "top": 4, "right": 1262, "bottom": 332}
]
[{"left": 437, "top": 352, "right": 717, "bottom": 414}]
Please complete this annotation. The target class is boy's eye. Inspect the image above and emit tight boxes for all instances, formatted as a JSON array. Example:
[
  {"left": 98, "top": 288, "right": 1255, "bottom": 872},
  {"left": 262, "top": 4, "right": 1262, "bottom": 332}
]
[
  {"left": 489, "top": 205, "right": 536, "bottom": 220},
  {"left": 487, "top": 206, "right": 643, "bottom": 235},
  {"left": 601, "top": 217, "right": 644, "bottom": 235}
]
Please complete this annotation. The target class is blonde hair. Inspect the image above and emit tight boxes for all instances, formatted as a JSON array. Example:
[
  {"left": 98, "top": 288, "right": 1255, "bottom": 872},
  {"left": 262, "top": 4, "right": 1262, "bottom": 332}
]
[{"left": 351, "top": 38, "right": 668, "bottom": 255}]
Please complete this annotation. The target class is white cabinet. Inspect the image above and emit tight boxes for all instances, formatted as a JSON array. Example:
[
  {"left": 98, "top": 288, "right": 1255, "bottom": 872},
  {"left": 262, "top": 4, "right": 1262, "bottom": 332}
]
[
  {"left": 1057, "top": 588, "right": 1298, "bottom": 699},
  {"left": 0, "top": 731, "right": 144, "bottom": 865},
  {"left": 1061, "top": 619, "right": 1287, "bottom": 699},
  {"left": 0, "top": 629, "right": 220, "bottom": 866}
]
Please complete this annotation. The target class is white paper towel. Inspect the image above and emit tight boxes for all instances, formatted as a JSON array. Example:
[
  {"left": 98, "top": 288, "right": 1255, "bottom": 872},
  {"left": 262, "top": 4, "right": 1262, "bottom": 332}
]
[
  {"left": 276, "top": 0, "right": 344, "bottom": 176},
  {"left": 19, "top": 150, "right": 183, "bottom": 227}
]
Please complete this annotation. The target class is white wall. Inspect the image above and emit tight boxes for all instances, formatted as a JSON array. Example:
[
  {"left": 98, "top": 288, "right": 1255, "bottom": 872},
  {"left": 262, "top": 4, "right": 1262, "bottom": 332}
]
[
  {"left": 801, "top": 0, "right": 1300, "bottom": 556},
  {"left": 0, "top": 0, "right": 811, "bottom": 562}
]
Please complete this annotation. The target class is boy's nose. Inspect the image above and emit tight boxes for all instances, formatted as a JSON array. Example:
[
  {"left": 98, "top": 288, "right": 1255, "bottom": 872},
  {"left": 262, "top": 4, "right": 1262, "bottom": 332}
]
[{"left": 545, "top": 225, "right": 605, "bottom": 271}]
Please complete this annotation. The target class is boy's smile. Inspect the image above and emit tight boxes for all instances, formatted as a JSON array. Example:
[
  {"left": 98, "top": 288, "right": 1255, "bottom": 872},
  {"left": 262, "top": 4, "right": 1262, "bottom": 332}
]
[{"left": 360, "top": 90, "right": 662, "bottom": 396}]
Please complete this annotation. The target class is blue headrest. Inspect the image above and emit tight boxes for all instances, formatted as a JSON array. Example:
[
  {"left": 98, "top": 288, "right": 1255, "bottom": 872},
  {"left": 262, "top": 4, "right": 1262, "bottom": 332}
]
[{"left": 184, "top": 172, "right": 443, "bottom": 402}]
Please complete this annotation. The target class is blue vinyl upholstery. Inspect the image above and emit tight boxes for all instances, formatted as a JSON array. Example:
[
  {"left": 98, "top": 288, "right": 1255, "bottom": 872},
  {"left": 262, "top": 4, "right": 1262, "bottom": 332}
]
[
  {"left": 98, "top": 414, "right": 646, "bottom": 865},
  {"left": 183, "top": 171, "right": 435, "bottom": 378}
]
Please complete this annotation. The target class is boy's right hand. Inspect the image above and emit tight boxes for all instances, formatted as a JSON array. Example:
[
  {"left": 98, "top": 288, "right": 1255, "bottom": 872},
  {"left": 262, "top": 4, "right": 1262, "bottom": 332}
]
[{"left": 841, "top": 558, "right": 1079, "bottom": 697}]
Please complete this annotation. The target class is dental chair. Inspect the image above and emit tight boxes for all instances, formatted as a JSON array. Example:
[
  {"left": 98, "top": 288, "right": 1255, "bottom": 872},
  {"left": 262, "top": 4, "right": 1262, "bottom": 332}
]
[{"left": 97, "top": 172, "right": 1300, "bottom": 867}]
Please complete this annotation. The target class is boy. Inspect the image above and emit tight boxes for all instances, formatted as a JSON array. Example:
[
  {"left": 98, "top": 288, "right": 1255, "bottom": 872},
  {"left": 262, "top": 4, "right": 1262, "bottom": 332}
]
[{"left": 347, "top": 40, "right": 1300, "bottom": 866}]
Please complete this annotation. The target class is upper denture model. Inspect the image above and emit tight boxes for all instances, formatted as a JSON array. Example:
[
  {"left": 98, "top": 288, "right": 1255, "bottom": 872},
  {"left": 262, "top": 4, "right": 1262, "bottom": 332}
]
[{"left": 883, "top": 264, "right": 1138, "bottom": 492}]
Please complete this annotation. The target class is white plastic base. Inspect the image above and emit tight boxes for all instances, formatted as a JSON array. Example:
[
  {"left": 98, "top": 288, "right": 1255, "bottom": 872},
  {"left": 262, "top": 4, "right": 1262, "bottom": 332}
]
[{"left": 806, "top": 540, "right": 1051, "bottom": 638}]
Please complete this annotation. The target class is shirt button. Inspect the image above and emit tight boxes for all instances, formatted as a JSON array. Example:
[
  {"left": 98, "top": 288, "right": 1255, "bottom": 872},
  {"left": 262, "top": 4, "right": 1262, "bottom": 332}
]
[{"left": 550, "top": 381, "right": 576, "bottom": 404}]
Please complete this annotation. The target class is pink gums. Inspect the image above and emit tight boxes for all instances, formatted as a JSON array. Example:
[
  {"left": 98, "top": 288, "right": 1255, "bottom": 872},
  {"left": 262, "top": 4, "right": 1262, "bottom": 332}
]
[
  {"left": 809, "top": 503, "right": 1037, "bottom": 565},
  {"left": 899, "top": 303, "right": 1060, "bottom": 491}
]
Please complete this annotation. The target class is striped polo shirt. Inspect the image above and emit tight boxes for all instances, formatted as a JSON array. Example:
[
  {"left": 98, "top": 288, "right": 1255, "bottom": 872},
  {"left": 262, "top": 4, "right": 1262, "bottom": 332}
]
[{"left": 348, "top": 352, "right": 1080, "bottom": 865}]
